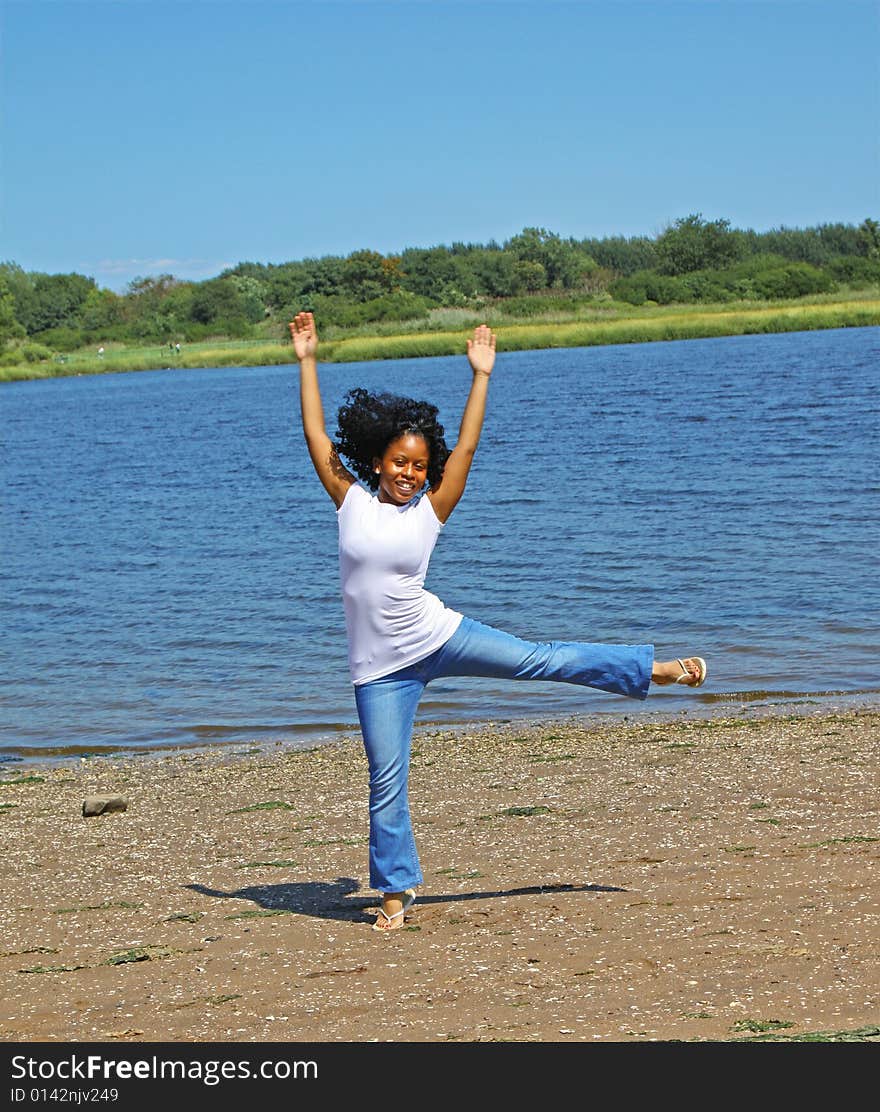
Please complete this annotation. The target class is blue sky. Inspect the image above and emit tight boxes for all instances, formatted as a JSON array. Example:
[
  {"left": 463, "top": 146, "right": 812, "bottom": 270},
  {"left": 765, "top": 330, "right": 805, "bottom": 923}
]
[{"left": 2, "top": 0, "right": 878, "bottom": 291}]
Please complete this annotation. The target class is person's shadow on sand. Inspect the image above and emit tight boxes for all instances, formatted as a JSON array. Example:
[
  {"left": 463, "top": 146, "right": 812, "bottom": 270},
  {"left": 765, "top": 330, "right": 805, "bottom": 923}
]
[{"left": 186, "top": 878, "right": 626, "bottom": 925}]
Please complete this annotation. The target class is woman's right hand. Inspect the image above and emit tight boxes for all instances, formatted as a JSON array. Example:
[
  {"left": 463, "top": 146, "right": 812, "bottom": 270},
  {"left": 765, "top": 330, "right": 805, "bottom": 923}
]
[
  {"left": 466, "top": 323, "right": 496, "bottom": 378},
  {"left": 289, "top": 311, "right": 318, "bottom": 361}
]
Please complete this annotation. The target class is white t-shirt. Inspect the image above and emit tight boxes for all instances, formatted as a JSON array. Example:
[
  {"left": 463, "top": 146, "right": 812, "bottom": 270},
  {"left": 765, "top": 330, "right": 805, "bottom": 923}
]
[{"left": 337, "top": 483, "right": 463, "bottom": 685}]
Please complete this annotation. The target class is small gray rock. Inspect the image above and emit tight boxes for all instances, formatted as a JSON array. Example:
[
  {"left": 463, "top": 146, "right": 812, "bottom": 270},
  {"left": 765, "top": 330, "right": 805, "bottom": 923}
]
[{"left": 82, "top": 795, "right": 128, "bottom": 817}]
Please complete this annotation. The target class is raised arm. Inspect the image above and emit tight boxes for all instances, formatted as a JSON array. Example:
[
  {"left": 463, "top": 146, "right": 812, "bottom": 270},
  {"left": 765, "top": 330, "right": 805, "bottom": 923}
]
[
  {"left": 427, "top": 324, "right": 496, "bottom": 523},
  {"left": 289, "top": 311, "right": 354, "bottom": 508}
]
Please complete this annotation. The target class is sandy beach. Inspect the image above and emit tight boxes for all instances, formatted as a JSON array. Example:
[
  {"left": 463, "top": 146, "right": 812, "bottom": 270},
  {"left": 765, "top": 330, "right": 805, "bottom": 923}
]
[{"left": 1, "top": 702, "right": 878, "bottom": 1045}]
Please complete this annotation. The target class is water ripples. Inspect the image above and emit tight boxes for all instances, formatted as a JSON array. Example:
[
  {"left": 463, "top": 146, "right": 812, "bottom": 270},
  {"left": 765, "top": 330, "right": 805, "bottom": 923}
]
[{"left": 2, "top": 326, "right": 879, "bottom": 758}]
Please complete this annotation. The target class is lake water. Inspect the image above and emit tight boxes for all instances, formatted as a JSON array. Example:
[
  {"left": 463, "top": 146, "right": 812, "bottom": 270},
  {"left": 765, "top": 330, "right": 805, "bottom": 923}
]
[{"left": 2, "top": 326, "right": 879, "bottom": 762}]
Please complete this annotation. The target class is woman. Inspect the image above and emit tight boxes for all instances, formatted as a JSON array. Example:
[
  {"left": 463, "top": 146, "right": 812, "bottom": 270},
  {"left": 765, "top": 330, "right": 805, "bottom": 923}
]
[{"left": 290, "top": 311, "right": 707, "bottom": 932}]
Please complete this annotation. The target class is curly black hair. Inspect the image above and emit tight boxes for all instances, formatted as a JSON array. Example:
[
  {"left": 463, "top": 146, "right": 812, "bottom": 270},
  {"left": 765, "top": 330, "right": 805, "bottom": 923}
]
[{"left": 334, "top": 388, "right": 450, "bottom": 491}]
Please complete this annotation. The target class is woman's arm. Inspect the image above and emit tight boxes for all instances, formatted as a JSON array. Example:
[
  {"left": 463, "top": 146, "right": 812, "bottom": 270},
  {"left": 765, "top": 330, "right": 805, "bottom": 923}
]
[
  {"left": 289, "top": 311, "right": 354, "bottom": 508},
  {"left": 427, "top": 324, "right": 496, "bottom": 523}
]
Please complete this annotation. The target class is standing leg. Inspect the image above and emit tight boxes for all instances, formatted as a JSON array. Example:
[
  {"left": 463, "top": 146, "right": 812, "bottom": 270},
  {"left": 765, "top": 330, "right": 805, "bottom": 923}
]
[
  {"left": 427, "top": 616, "right": 655, "bottom": 699},
  {"left": 354, "top": 674, "right": 426, "bottom": 900}
]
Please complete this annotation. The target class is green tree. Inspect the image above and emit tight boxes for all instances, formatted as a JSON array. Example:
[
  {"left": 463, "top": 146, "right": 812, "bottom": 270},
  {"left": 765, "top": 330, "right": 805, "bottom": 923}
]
[
  {"left": 299, "top": 255, "right": 346, "bottom": 298},
  {"left": 125, "top": 274, "right": 179, "bottom": 311},
  {"left": 580, "top": 235, "right": 657, "bottom": 276},
  {"left": 190, "top": 277, "right": 248, "bottom": 326},
  {"left": 124, "top": 274, "right": 187, "bottom": 339},
  {"left": 0, "top": 274, "right": 25, "bottom": 347},
  {"left": 342, "top": 249, "right": 399, "bottom": 302},
  {"left": 399, "top": 247, "right": 459, "bottom": 300},
  {"left": 505, "top": 227, "right": 597, "bottom": 290},
  {"left": 655, "top": 214, "right": 745, "bottom": 276},
  {"left": 226, "top": 275, "right": 269, "bottom": 322},
  {"left": 442, "top": 254, "right": 482, "bottom": 303},
  {"left": 155, "top": 283, "right": 196, "bottom": 337},
  {"left": 468, "top": 249, "right": 523, "bottom": 297},
  {"left": 259, "top": 261, "right": 310, "bottom": 316},
  {"left": 513, "top": 259, "right": 547, "bottom": 291},
  {"left": 749, "top": 224, "right": 859, "bottom": 266},
  {"left": 857, "top": 218, "right": 880, "bottom": 259},
  {"left": 14, "top": 272, "right": 97, "bottom": 334},
  {"left": 81, "top": 287, "right": 125, "bottom": 333},
  {"left": 0, "top": 263, "right": 37, "bottom": 330},
  {"left": 816, "top": 222, "right": 860, "bottom": 258}
]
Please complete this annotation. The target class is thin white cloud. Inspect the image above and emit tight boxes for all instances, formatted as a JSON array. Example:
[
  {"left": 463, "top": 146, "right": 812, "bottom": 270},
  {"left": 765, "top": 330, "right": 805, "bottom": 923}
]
[{"left": 86, "top": 258, "right": 234, "bottom": 290}]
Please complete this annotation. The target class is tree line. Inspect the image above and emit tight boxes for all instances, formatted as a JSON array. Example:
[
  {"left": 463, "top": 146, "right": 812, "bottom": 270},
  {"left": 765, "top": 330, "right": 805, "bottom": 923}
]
[{"left": 2, "top": 215, "right": 878, "bottom": 363}]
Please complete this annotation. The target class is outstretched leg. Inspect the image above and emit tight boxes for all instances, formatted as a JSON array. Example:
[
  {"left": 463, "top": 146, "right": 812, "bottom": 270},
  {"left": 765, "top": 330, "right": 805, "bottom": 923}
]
[
  {"left": 427, "top": 616, "right": 655, "bottom": 699},
  {"left": 355, "top": 622, "right": 707, "bottom": 930}
]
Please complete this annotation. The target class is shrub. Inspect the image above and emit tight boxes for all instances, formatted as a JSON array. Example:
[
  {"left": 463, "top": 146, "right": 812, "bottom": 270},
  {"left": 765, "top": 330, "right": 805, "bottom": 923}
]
[
  {"left": 609, "top": 272, "right": 690, "bottom": 305},
  {"left": 217, "top": 316, "right": 255, "bottom": 339},
  {"left": 296, "top": 291, "right": 435, "bottom": 330},
  {"left": 826, "top": 256, "right": 880, "bottom": 286},
  {"left": 680, "top": 273, "right": 737, "bottom": 302},
  {"left": 21, "top": 342, "right": 54, "bottom": 362},
  {"left": 642, "top": 274, "right": 690, "bottom": 304},
  {"left": 607, "top": 276, "right": 648, "bottom": 305},
  {"left": 182, "top": 322, "right": 220, "bottom": 342},
  {"left": 31, "top": 326, "right": 88, "bottom": 352},
  {"left": 355, "top": 291, "right": 435, "bottom": 323},
  {"left": 751, "top": 263, "right": 835, "bottom": 299}
]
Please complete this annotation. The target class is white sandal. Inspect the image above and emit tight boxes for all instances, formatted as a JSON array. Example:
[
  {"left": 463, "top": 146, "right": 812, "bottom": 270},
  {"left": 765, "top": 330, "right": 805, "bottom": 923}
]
[
  {"left": 372, "top": 888, "right": 416, "bottom": 932},
  {"left": 673, "top": 657, "right": 707, "bottom": 687}
]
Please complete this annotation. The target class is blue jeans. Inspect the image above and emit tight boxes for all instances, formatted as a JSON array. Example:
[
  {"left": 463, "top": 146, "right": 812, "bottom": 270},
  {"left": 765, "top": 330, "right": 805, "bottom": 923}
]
[{"left": 354, "top": 616, "right": 654, "bottom": 893}]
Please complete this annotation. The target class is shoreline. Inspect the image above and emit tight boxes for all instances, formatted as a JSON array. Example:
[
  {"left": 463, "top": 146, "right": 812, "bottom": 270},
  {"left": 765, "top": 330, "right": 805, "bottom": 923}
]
[
  {"left": 3, "top": 299, "right": 878, "bottom": 383},
  {"left": 4, "top": 686, "right": 880, "bottom": 768},
  {"left": 2, "top": 700, "right": 877, "bottom": 1043}
]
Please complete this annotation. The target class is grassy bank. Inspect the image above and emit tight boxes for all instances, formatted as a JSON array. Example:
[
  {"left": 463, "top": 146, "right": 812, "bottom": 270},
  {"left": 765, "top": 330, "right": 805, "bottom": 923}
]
[
  {"left": 322, "top": 298, "right": 880, "bottom": 364},
  {"left": 2, "top": 294, "right": 878, "bottom": 382}
]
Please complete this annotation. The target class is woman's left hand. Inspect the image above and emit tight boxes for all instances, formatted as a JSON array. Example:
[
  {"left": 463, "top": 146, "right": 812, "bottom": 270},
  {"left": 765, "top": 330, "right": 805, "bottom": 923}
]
[{"left": 466, "top": 324, "right": 496, "bottom": 377}]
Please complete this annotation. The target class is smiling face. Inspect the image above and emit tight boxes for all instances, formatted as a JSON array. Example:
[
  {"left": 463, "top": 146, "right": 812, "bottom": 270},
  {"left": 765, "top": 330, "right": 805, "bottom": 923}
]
[{"left": 373, "top": 432, "right": 430, "bottom": 505}]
